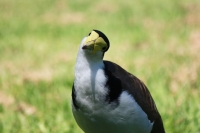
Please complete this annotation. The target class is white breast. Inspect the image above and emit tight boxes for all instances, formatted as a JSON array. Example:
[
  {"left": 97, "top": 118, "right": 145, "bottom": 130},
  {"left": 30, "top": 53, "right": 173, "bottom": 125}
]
[
  {"left": 73, "top": 91, "right": 153, "bottom": 133},
  {"left": 72, "top": 37, "right": 153, "bottom": 133}
]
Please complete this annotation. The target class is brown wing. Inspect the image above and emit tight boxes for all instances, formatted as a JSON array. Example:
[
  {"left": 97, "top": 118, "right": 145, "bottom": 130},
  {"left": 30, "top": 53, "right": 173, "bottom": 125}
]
[{"left": 103, "top": 60, "right": 165, "bottom": 133}]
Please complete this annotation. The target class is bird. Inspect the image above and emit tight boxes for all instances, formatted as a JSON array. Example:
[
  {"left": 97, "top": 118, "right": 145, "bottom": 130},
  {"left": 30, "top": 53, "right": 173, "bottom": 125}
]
[{"left": 71, "top": 30, "right": 165, "bottom": 133}]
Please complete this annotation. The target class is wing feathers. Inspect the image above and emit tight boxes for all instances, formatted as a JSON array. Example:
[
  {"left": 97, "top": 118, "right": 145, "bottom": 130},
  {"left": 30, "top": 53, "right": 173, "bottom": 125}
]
[{"left": 103, "top": 60, "right": 165, "bottom": 133}]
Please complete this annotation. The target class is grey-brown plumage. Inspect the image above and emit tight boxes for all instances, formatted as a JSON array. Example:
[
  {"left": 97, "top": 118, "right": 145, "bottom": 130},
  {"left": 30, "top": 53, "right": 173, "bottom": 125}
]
[
  {"left": 103, "top": 61, "right": 165, "bottom": 133},
  {"left": 72, "top": 30, "right": 165, "bottom": 133}
]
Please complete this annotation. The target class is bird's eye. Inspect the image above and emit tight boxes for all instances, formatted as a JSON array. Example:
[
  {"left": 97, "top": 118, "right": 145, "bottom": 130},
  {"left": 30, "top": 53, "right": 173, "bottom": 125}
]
[
  {"left": 102, "top": 47, "right": 107, "bottom": 51},
  {"left": 88, "top": 32, "right": 91, "bottom": 36}
]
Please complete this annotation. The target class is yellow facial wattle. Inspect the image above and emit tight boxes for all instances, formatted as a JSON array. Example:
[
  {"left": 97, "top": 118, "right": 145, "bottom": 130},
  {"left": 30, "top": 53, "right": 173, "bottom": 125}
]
[{"left": 83, "top": 31, "right": 108, "bottom": 54}]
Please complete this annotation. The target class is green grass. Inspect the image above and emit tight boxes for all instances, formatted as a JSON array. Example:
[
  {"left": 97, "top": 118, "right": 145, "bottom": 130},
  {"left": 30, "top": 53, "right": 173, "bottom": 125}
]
[{"left": 0, "top": 0, "right": 200, "bottom": 132}]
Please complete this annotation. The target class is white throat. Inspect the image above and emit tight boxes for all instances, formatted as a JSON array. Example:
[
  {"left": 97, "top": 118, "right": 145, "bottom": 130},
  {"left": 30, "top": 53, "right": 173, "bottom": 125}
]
[
  {"left": 74, "top": 37, "right": 107, "bottom": 110},
  {"left": 73, "top": 37, "right": 154, "bottom": 133}
]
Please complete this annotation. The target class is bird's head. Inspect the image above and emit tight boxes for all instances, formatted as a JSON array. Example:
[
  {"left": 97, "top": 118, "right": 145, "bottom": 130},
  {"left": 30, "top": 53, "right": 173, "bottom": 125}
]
[{"left": 82, "top": 30, "right": 110, "bottom": 55}]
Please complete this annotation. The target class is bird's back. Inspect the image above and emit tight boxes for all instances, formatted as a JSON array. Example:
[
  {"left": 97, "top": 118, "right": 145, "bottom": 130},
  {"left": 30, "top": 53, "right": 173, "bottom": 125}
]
[{"left": 103, "top": 60, "right": 165, "bottom": 133}]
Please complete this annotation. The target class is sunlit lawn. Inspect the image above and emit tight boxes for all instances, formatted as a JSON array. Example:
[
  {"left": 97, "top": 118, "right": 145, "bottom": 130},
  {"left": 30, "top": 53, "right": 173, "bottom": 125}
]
[{"left": 0, "top": 0, "right": 200, "bottom": 132}]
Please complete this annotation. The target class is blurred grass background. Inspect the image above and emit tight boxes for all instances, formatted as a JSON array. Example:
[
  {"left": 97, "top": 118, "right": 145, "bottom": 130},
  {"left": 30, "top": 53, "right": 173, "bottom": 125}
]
[{"left": 0, "top": 0, "right": 200, "bottom": 132}]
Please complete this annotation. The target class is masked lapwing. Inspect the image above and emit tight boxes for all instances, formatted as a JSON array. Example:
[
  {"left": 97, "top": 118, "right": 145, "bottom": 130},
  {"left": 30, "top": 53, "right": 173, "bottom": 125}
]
[{"left": 72, "top": 30, "right": 165, "bottom": 133}]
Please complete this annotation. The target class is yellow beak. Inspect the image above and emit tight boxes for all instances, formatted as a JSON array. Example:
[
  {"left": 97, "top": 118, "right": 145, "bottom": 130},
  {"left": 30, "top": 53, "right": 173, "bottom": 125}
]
[{"left": 82, "top": 31, "right": 107, "bottom": 54}]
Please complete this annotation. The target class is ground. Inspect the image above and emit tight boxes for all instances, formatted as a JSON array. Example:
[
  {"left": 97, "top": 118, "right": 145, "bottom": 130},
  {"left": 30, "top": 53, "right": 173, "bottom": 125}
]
[{"left": 0, "top": 0, "right": 200, "bottom": 132}]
